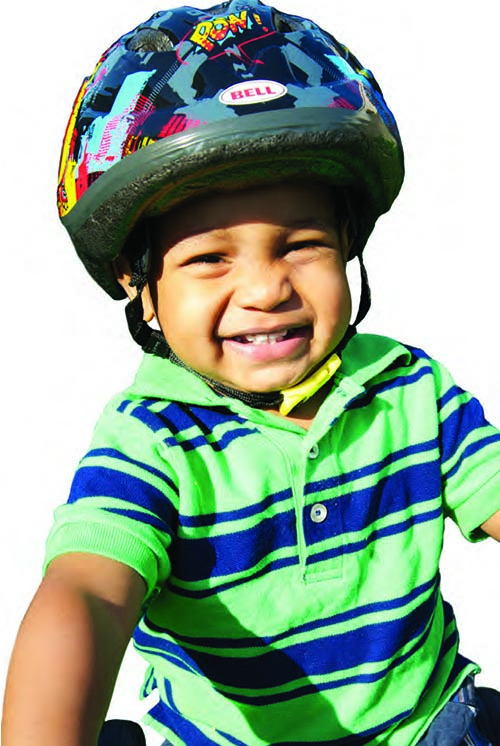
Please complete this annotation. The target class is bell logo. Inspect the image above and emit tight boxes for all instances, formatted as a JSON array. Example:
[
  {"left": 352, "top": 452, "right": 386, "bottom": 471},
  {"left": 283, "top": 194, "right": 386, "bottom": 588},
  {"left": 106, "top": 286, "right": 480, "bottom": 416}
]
[{"left": 219, "top": 80, "right": 288, "bottom": 106}]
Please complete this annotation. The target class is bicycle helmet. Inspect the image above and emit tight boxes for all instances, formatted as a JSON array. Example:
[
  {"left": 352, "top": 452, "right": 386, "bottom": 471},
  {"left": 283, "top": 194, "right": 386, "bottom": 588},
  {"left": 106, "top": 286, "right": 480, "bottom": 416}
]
[{"left": 57, "top": 0, "right": 404, "bottom": 306}]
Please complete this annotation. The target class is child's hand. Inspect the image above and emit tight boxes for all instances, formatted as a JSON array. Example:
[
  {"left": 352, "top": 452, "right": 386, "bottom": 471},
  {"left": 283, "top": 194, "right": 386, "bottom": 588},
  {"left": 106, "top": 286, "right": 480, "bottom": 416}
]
[{"left": 2, "top": 552, "right": 146, "bottom": 746}]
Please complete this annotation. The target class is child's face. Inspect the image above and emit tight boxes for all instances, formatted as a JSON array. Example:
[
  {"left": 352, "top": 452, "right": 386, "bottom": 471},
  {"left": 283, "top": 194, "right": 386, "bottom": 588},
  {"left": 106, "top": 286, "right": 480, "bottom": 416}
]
[{"left": 145, "top": 182, "right": 352, "bottom": 394}]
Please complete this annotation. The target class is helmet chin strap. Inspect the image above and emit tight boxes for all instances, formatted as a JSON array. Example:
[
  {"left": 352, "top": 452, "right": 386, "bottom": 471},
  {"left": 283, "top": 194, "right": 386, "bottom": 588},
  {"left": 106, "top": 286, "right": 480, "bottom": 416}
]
[
  {"left": 124, "top": 253, "right": 370, "bottom": 412},
  {"left": 125, "top": 293, "right": 283, "bottom": 406}
]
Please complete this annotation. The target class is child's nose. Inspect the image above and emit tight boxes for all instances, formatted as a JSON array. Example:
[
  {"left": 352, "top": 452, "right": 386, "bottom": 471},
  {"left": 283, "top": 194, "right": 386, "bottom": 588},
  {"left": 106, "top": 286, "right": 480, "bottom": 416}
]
[{"left": 234, "top": 261, "right": 293, "bottom": 310}]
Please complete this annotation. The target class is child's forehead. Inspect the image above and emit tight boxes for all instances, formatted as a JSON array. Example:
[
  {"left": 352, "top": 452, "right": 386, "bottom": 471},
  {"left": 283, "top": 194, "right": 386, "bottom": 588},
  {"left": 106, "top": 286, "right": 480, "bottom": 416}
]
[{"left": 154, "top": 180, "right": 341, "bottom": 242}]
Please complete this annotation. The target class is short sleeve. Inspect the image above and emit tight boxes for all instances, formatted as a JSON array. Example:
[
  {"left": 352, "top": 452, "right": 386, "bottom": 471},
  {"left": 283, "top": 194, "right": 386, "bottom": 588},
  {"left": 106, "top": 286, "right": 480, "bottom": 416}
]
[
  {"left": 434, "top": 359, "right": 500, "bottom": 540},
  {"left": 44, "top": 395, "right": 180, "bottom": 598}
]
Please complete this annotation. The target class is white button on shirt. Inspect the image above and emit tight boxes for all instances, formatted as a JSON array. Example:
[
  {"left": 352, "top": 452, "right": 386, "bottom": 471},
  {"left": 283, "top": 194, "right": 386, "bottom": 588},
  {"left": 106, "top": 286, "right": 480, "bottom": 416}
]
[
  {"left": 308, "top": 444, "right": 320, "bottom": 459},
  {"left": 310, "top": 503, "right": 328, "bottom": 523}
]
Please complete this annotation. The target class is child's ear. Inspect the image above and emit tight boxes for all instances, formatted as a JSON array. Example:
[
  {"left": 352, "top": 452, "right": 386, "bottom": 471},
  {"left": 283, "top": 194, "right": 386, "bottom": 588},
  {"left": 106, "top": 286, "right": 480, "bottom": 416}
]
[
  {"left": 141, "top": 286, "right": 156, "bottom": 323},
  {"left": 112, "top": 255, "right": 135, "bottom": 300},
  {"left": 112, "top": 255, "right": 155, "bottom": 323}
]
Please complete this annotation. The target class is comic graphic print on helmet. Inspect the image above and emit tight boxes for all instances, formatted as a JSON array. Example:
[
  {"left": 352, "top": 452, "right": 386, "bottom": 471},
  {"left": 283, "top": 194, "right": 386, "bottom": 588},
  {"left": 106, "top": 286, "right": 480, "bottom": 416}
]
[{"left": 57, "top": 0, "right": 404, "bottom": 299}]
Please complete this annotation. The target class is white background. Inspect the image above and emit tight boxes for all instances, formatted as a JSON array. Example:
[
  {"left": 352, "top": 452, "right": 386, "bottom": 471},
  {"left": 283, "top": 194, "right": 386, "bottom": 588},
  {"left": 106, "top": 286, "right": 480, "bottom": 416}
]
[{"left": 1, "top": 1, "right": 499, "bottom": 742}]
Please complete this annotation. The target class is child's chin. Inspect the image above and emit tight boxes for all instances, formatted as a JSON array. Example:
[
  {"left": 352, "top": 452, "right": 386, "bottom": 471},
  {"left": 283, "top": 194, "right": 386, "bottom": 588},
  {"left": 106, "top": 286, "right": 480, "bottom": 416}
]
[{"left": 216, "top": 362, "right": 308, "bottom": 394}]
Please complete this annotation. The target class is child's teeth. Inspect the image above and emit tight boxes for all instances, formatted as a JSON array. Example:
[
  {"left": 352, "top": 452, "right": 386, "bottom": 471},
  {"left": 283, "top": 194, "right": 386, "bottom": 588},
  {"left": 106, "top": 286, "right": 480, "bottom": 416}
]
[{"left": 244, "top": 331, "right": 287, "bottom": 344}]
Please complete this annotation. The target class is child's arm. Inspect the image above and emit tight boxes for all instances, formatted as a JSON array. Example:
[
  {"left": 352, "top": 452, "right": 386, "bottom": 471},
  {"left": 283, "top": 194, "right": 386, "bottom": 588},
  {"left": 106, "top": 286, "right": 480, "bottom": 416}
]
[
  {"left": 2, "top": 552, "right": 146, "bottom": 746},
  {"left": 482, "top": 509, "right": 500, "bottom": 541}
]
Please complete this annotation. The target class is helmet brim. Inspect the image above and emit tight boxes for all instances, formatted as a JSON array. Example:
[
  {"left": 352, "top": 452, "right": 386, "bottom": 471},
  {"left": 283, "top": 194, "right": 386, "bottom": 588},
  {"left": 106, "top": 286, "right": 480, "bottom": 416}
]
[{"left": 62, "top": 106, "right": 403, "bottom": 299}]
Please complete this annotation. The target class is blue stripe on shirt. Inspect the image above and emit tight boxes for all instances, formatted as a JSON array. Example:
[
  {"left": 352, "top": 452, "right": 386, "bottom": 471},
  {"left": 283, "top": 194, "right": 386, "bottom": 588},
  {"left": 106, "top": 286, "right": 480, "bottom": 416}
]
[
  {"left": 136, "top": 586, "right": 438, "bottom": 690},
  {"left": 85, "top": 448, "right": 179, "bottom": 494},
  {"left": 304, "top": 439, "right": 439, "bottom": 496},
  {"left": 346, "top": 365, "right": 433, "bottom": 411},
  {"left": 68, "top": 466, "right": 177, "bottom": 528},
  {"left": 148, "top": 576, "right": 438, "bottom": 649},
  {"left": 171, "top": 461, "right": 441, "bottom": 584},
  {"left": 439, "top": 398, "right": 489, "bottom": 463}
]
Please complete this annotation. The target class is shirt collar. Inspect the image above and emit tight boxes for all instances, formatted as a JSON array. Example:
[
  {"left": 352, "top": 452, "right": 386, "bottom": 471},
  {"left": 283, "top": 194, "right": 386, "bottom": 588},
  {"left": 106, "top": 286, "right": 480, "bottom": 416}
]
[{"left": 127, "top": 333, "right": 412, "bottom": 416}]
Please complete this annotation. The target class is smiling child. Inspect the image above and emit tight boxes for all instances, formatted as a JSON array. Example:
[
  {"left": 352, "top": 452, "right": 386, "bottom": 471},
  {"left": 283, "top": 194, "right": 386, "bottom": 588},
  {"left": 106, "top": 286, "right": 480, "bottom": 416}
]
[{"left": 3, "top": 1, "right": 500, "bottom": 745}]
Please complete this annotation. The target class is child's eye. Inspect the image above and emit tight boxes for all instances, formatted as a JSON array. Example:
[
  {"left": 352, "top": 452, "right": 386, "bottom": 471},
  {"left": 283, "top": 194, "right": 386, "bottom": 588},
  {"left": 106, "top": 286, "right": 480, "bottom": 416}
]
[
  {"left": 284, "top": 240, "right": 330, "bottom": 255},
  {"left": 186, "top": 253, "right": 224, "bottom": 265}
]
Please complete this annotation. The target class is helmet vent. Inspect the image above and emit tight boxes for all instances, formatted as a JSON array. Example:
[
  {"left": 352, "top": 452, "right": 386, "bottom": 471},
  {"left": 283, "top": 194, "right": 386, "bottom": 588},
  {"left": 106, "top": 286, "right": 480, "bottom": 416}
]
[
  {"left": 126, "top": 28, "right": 175, "bottom": 54},
  {"left": 192, "top": 70, "right": 206, "bottom": 99},
  {"left": 272, "top": 11, "right": 301, "bottom": 34}
]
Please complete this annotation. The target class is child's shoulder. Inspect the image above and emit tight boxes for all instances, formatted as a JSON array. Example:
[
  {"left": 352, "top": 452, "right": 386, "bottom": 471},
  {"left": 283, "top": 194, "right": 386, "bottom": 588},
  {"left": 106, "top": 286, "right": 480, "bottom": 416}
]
[
  {"left": 97, "top": 353, "right": 246, "bottom": 438},
  {"left": 342, "top": 332, "right": 416, "bottom": 379},
  {"left": 344, "top": 331, "right": 451, "bottom": 368},
  {"left": 116, "top": 353, "right": 219, "bottom": 411},
  {"left": 342, "top": 332, "right": 456, "bottom": 396},
  {"left": 346, "top": 331, "right": 431, "bottom": 359}
]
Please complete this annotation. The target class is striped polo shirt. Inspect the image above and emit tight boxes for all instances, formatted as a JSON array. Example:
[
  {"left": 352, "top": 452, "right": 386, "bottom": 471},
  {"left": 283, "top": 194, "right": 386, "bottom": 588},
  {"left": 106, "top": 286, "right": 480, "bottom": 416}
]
[{"left": 44, "top": 333, "right": 500, "bottom": 745}]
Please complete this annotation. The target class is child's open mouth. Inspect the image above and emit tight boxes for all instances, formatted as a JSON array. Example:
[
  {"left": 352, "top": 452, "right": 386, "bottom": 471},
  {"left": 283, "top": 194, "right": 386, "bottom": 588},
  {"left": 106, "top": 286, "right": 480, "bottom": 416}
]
[
  {"left": 223, "top": 326, "right": 310, "bottom": 361},
  {"left": 231, "top": 328, "right": 299, "bottom": 345}
]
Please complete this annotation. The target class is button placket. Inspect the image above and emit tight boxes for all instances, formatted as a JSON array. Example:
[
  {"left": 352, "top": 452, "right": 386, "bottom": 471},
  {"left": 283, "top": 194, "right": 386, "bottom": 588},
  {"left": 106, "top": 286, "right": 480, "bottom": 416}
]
[
  {"left": 306, "top": 443, "right": 328, "bottom": 524},
  {"left": 302, "top": 429, "right": 343, "bottom": 582}
]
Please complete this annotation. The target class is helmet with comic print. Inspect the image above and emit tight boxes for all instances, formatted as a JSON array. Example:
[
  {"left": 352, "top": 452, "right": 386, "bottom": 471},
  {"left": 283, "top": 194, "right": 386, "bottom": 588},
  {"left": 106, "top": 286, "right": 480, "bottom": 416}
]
[{"left": 57, "top": 0, "right": 404, "bottom": 302}]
